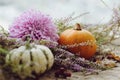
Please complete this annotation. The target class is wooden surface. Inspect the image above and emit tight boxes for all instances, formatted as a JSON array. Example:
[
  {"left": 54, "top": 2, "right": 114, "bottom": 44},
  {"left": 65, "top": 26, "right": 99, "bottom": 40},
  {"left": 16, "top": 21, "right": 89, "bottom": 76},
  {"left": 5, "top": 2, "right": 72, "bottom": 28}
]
[
  {"left": 39, "top": 64, "right": 120, "bottom": 80},
  {"left": 1, "top": 65, "right": 120, "bottom": 80}
]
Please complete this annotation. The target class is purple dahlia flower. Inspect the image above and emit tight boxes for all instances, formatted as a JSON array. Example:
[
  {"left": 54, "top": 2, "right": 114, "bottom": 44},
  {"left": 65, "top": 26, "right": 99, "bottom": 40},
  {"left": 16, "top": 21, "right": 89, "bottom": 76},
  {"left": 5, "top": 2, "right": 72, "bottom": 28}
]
[{"left": 9, "top": 9, "right": 59, "bottom": 42}]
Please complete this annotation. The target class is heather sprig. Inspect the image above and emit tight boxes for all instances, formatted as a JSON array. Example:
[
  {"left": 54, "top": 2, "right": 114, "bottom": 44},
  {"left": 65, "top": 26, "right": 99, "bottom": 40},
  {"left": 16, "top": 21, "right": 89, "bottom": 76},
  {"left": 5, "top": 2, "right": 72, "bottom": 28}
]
[
  {"left": 56, "top": 12, "right": 89, "bottom": 34},
  {"left": 0, "top": 25, "right": 8, "bottom": 36},
  {"left": 0, "top": 34, "right": 23, "bottom": 50},
  {"left": 39, "top": 39, "right": 58, "bottom": 48},
  {"left": 53, "top": 47, "right": 104, "bottom": 74}
]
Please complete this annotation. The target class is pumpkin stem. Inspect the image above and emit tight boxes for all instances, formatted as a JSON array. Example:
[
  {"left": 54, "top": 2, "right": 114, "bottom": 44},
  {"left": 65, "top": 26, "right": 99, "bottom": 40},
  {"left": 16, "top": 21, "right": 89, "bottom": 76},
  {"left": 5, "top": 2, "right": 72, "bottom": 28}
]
[
  {"left": 26, "top": 40, "right": 31, "bottom": 49},
  {"left": 74, "top": 23, "right": 82, "bottom": 30},
  {"left": 25, "top": 36, "right": 31, "bottom": 49}
]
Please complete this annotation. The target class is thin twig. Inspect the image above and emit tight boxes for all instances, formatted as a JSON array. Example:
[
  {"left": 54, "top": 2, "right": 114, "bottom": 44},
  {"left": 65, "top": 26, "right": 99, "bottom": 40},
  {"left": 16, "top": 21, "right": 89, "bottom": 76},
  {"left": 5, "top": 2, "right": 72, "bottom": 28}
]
[
  {"left": 100, "top": 0, "right": 112, "bottom": 10},
  {"left": 69, "top": 12, "right": 90, "bottom": 22}
]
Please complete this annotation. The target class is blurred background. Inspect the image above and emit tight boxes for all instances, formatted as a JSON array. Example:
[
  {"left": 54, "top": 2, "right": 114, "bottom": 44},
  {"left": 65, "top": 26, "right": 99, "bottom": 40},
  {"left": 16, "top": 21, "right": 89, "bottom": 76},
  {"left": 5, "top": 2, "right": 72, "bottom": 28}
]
[{"left": 0, "top": 0, "right": 120, "bottom": 30}]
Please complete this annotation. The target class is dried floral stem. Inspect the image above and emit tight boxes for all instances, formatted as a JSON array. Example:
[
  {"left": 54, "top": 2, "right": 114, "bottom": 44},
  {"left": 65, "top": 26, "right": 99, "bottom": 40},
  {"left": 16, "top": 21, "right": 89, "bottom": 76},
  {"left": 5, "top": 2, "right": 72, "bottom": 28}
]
[
  {"left": 53, "top": 47, "right": 104, "bottom": 73},
  {"left": 100, "top": 0, "right": 112, "bottom": 10},
  {"left": 68, "top": 12, "right": 89, "bottom": 23}
]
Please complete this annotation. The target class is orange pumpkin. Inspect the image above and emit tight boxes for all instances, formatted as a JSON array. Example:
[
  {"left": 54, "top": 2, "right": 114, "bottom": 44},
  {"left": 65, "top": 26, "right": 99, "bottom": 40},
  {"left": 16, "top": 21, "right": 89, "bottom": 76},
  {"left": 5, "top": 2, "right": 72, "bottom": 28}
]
[{"left": 58, "top": 23, "right": 97, "bottom": 59}]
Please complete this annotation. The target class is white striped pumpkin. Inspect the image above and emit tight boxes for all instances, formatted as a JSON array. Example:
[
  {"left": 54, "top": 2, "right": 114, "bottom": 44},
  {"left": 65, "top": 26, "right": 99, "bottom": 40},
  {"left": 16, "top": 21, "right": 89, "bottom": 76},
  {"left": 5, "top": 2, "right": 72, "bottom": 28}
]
[{"left": 6, "top": 43, "right": 54, "bottom": 79}]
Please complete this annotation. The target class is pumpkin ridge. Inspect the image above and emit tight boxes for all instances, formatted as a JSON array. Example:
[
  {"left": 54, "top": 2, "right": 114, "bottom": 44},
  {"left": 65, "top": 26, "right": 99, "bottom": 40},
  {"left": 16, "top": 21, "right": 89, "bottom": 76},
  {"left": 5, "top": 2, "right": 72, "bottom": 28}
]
[
  {"left": 19, "top": 52, "right": 24, "bottom": 64},
  {"left": 31, "top": 48, "right": 47, "bottom": 74},
  {"left": 19, "top": 52, "right": 25, "bottom": 75},
  {"left": 40, "top": 49, "right": 49, "bottom": 71},
  {"left": 30, "top": 51, "right": 33, "bottom": 62},
  {"left": 29, "top": 50, "right": 35, "bottom": 69},
  {"left": 8, "top": 52, "right": 12, "bottom": 64}
]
